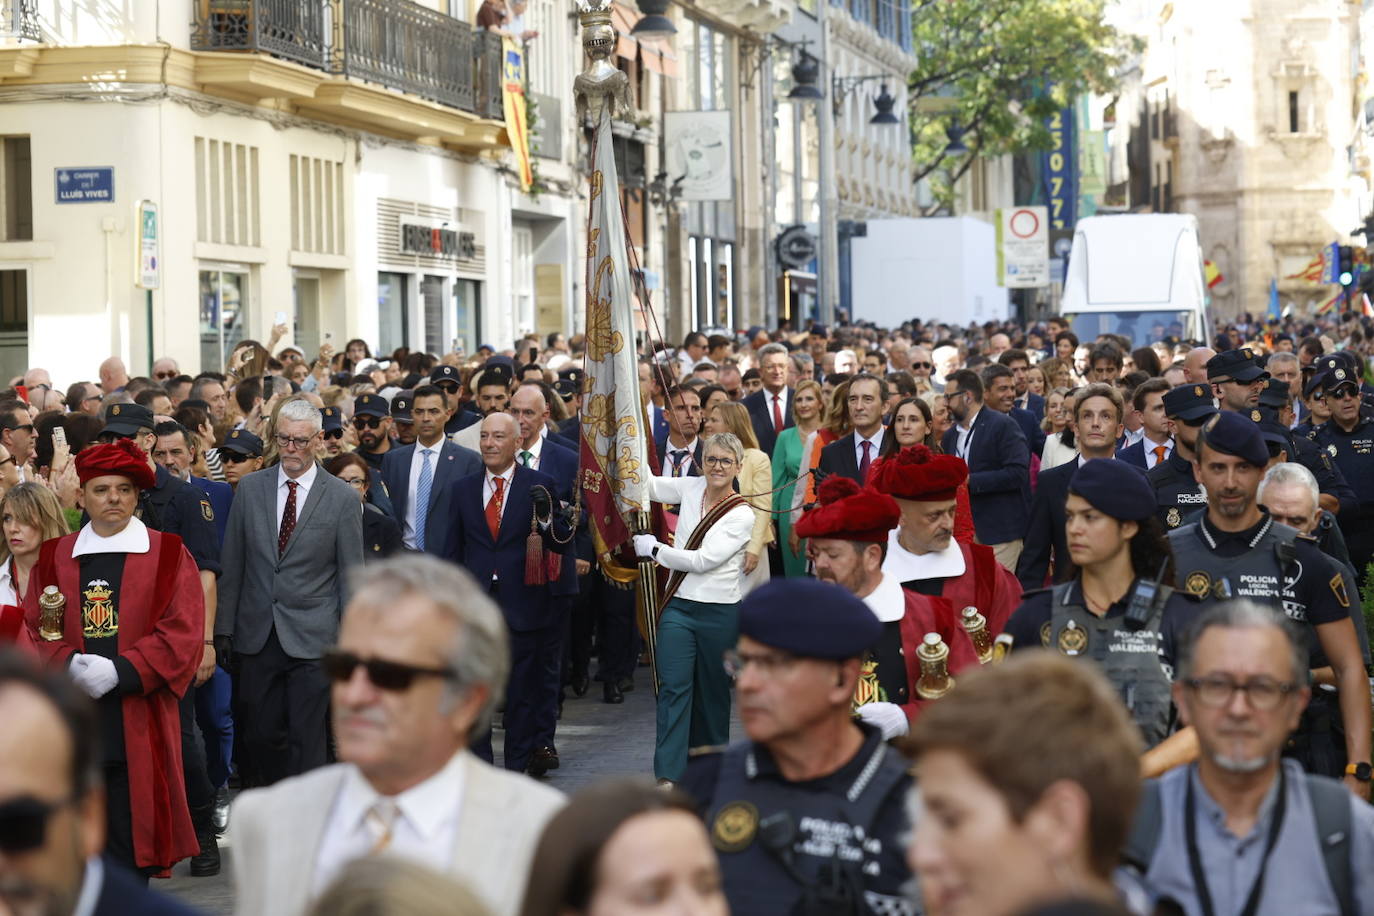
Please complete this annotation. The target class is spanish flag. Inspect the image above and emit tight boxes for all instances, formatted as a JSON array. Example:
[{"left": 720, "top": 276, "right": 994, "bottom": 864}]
[
  {"left": 1286, "top": 253, "right": 1326, "bottom": 283},
  {"left": 1204, "top": 260, "right": 1223, "bottom": 288}
]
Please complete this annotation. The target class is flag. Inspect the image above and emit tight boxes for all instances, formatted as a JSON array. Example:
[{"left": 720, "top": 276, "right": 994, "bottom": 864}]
[
  {"left": 1267, "top": 278, "right": 1280, "bottom": 321},
  {"left": 1286, "top": 253, "right": 1325, "bottom": 283},
  {"left": 579, "top": 108, "right": 649, "bottom": 583},
  {"left": 501, "top": 38, "right": 533, "bottom": 192},
  {"left": 1364, "top": 292, "right": 1373, "bottom": 319},
  {"left": 1204, "top": 260, "right": 1223, "bottom": 289},
  {"left": 1315, "top": 290, "right": 1342, "bottom": 316}
]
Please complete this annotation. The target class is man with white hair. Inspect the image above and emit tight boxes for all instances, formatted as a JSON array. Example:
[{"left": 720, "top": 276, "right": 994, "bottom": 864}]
[{"left": 931, "top": 345, "right": 960, "bottom": 387}]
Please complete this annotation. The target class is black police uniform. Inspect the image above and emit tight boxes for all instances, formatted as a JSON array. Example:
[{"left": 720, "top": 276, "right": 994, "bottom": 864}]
[
  {"left": 1313, "top": 415, "right": 1374, "bottom": 574},
  {"left": 1005, "top": 580, "right": 1198, "bottom": 748},
  {"left": 1169, "top": 512, "right": 1353, "bottom": 776},
  {"left": 1148, "top": 452, "right": 1206, "bottom": 531},
  {"left": 679, "top": 725, "right": 915, "bottom": 916},
  {"left": 362, "top": 502, "right": 402, "bottom": 560}
]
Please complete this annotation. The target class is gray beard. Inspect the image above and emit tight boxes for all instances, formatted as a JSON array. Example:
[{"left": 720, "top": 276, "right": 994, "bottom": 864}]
[{"left": 1210, "top": 749, "right": 1273, "bottom": 774}]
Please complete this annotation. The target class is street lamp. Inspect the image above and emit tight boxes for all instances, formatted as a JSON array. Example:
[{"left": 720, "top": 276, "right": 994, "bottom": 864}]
[
  {"left": 630, "top": 0, "right": 676, "bottom": 39},
  {"left": 944, "top": 123, "right": 969, "bottom": 153},
  {"left": 787, "top": 51, "right": 824, "bottom": 102},
  {"left": 870, "top": 85, "right": 899, "bottom": 125},
  {"left": 832, "top": 74, "right": 903, "bottom": 126}
]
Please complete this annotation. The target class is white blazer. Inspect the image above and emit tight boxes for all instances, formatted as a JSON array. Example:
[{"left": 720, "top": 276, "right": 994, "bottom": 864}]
[{"left": 230, "top": 751, "right": 564, "bottom": 916}]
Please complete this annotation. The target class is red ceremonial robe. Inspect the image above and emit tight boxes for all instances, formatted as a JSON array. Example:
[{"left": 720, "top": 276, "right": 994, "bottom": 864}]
[
  {"left": 884, "top": 534, "right": 1020, "bottom": 637},
  {"left": 864, "top": 576, "right": 981, "bottom": 723},
  {"left": 23, "top": 529, "right": 204, "bottom": 868}
]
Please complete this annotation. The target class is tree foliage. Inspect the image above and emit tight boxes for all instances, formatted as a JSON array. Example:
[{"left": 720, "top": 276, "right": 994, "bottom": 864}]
[{"left": 908, "top": 0, "right": 1138, "bottom": 207}]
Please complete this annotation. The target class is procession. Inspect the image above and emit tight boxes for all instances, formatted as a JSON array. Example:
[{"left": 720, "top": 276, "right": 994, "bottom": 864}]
[{"left": 3, "top": 0, "right": 1374, "bottom": 915}]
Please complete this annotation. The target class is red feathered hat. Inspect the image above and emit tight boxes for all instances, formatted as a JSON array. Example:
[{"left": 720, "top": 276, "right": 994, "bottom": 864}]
[
  {"left": 74, "top": 439, "right": 157, "bottom": 491},
  {"left": 868, "top": 444, "right": 968, "bottom": 502},
  {"left": 794, "top": 476, "right": 899, "bottom": 543}
]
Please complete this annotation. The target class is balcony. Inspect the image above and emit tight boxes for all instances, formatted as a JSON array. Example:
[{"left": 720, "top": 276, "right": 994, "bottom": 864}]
[{"left": 191, "top": 0, "right": 504, "bottom": 122}]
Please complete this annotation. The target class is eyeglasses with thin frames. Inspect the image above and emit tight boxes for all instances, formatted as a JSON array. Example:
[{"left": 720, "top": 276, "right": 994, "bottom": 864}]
[
  {"left": 276, "top": 434, "right": 316, "bottom": 451},
  {"left": 1183, "top": 675, "right": 1298, "bottom": 711}
]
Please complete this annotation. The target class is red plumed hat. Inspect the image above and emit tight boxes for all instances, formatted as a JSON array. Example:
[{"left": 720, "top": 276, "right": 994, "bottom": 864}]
[
  {"left": 868, "top": 444, "right": 968, "bottom": 502},
  {"left": 75, "top": 439, "right": 157, "bottom": 491},
  {"left": 794, "top": 475, "right": 899, "bottom": 543}
]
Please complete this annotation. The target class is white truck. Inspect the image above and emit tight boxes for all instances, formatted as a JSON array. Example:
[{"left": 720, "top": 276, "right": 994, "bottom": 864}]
[{"left": 1059, "top": 213, "right": 1209, "bottom": 346}]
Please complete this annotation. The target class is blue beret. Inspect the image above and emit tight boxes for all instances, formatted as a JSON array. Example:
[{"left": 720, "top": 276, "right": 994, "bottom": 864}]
[
  {"left": 1198, "top": 411, "right": 1268, "bottom": 467},
  {"left": 1069, "top": 459, "right": 1156, "bottom": 521},
  {"left": 739, "top": 579, "right": 882, "bottom": 660}
]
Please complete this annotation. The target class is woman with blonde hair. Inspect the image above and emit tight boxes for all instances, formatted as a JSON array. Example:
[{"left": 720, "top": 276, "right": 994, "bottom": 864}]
[
  {"left": 771, "top": 380, "right": 824, "bottom": 576},
  {"left": 309, "top": 857, "right": 491, "bottom": 916},
  {"left": 789, "top": 379, "right": 853, "bottom": 557},
  {"left": 0, "top": 482, "right": 69, "bottom": 605},
  {"left": 703, "top": 400, "right": 774, "bottom": 589}
]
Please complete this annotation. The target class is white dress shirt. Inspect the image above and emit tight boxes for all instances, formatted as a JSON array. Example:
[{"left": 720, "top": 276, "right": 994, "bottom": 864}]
[
  {"left": 661, "top": 437, "right": 699, "bottom": 477},
  {"left": 483, "top": 463, "right": 516, "bottom": 526},
  {"left": 277, "top": 462, "right": 319, "bottom": 530},
  {"left": 1141, "top": 435, "right": 1174, "bottom": 469},
  {"left": 853, "top": 427, "right": 885, "bottom": 471},
  {"left": 71, "top": 858, "right": 103, "bottom": 916},
  {"left": 1124, "top": 426, "right": 1146, "bottom": 447},
  {"left": 72, "top": 516, "right": 150, "bottom": 558},
  {"left": 648, "top": 475, "right": 754, "bottom": 604},
  {"left": 764, "top": 388, "right": 791, "bottom": 430},
  {"left": 954, "top": 407, "right": 979, "bottom": 460},
  {"left": 518, "top": 433, "right": 545, "bottom": 470},
  {"left": 402, "top": 439, "right": 445, "bottom": 549},
  {"left": 311, "top": 750, "right": 467, "bottom": 898}
]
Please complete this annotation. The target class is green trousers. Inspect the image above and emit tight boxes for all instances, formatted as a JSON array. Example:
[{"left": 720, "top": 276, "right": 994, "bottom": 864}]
[{"left": 654, "top": 596, "right": 738, "bottom": 781}]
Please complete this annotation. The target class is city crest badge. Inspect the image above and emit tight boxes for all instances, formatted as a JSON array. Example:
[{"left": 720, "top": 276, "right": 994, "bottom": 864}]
[
  {"left": 1185, "top": 571, "right": 1211, "bottom": 597},
  {"left": 712, "top": 801, "right": 759, "bottom": 853},
  {"left": 81, "top": 580, "right": 117, "bottom": 638}
]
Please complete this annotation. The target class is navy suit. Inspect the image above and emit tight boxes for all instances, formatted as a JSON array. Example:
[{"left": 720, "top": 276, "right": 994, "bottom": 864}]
[
  {"left": 94, "top": 858, "right": 202, "bottom": 915},
  {"left": 1017, "top": 391, "right": 1046, "bottom": 422},
  {"left": 1116, "top": 439, "right": 1147, "bottom": 469},
  {"left": 1008, "top": 407, "right": 1046, "bottom": 457},
  {"left": 442, "top": 465, "right": 573, "bottom": 772},
  {"left": 742, "top": 387, "right": 794, "bottom": 456},
  {"left": 651, "top": 405, "right": 670, "bottom": 443},
  {"left": 941, "top": 407, "right": 1030, "bottom": 545},
  {"left": 1014, "top": 459, "right": 1075, "bottom": 591},
  {"left": 654, "top": 434, "right": 703, "bottom": 477},
  {"left": 817, "top": 432, "right": 873, "bottom": 485},
  {"left": 380, "top": 439, "right": 481, "bottom": 554}
]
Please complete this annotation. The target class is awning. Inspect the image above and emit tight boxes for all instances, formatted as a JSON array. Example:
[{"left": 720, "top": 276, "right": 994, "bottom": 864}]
[
  {"left": 639, "top": 36, "right": 679, "bottom": 78},
  {"left": 612, "top": 2, "right": 639, "bottom": 61}
]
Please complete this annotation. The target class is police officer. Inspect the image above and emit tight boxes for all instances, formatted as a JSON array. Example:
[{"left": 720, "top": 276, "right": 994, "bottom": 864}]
[
  {"left": 1256, "top": 376, "right": 1356, "bottom": 518},
  {"left": 1293, "top": 369, "right": 1332, "bottom": 440},
  {"left": 432, "top": 364, "right": 476, "bottom": 435},
  {"left": 390, "top": 389, "right": 417, "bottom": 446},
  {"left": 1004, "top": 460, "right": 1198, "bottom": 748},
  {"left": 679, "top": 579, "right": 914, "bottom": 916},
  {"left": 351, "top": 393, "right": 392, "bottom": 470},
  {"left": 1206, "top": 347, "right": 1268, "bottom": 412},
  {"left": 1169, "top": 411, "right": 1372, "bottom": 782},
  {"left": 1313, "top": 363, "right": 1374, "bottom": 575},
  {"left": 96, "top": 402, "right": 224, "bottom": 875},
  {"left": 1148, "top": 383, "right": 1217, "bottom": 530}
]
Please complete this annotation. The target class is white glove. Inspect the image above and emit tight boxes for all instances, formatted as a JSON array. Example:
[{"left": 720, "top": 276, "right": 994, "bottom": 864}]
[
  {"left": 72, "top": 655, "right": 119, "bottom": 699},
  {"left": 633, "top": 534, "right": 660, "bottom": 559},
  {"left": 857, "top": 701, "right": 909, "bottom": 741}
]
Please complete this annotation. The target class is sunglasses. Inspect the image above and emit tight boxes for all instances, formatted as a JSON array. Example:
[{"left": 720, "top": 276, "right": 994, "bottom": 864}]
[
  {"left": 1330, "top": 386, "right": 1361, "bottom": 401},
  {"left": 220, "top": 451, "right": 259, "bottom": 463},
  {"left": 435, "top": 382, "right": 460, "bottom": 394},
  {"left": 322, "top": 428, "right": 345, "bottom": 440},
  {"left": 3, "top": 423, "right": 33, "bottom": 434},
  {"left": 0, "top": 795, "right": 68, "bottom": 854},
  {"left": 353, "top": 416, "right": 386, "bottom": 430},
  {"left": 322, "top": 649, "right": 457, "bottom": 691},
  {"left": 154, "top": 371, "right": 178, "bottom": 380},
  {"left": 910, "top": 362, "right": 933, "bottom": 370}
]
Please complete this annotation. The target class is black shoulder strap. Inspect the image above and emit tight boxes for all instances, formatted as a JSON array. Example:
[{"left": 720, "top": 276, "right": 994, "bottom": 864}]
[
  {"left": 1305, "top": 774, "right": 1354, "bottom": 916},
  {"left": 1121, "top": 778, "right": 1163, "bottom": 872}
]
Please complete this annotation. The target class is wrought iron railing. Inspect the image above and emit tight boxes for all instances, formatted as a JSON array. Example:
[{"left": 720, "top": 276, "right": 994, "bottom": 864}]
[
  {"left": 3, "top": 0, "right": 41, "bottom": 41},
  {"left": 190, "top": 0, "right": 506, "bottom": 122}
]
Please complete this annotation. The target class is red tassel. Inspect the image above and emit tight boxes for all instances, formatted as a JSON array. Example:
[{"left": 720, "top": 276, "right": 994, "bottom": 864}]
[{"left": 525, "top": 519, "right": 547, "bottom": 586}]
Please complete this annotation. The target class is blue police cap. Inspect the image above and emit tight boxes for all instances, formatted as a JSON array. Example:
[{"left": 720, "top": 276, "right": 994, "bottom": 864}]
[
  {"left": 391, "top": 390, "right": 414, "bottom": 422},
  {"left": 1257, "top": 377, "right": 1290, "bottom": 410},
  {"left": 739, "top": 579, "right": 881, "bottom": 660},
  {"left": 354, "top": 394, "right": 389, "bottom": 418},
  {"left": 430, "top": 365, "right": 461, "bottom": 385},
  {"left": 320, "top": 406, "right": 342, "bottom": 432},
  {"left": 1068, "top": 459, "right": 1156, "bottom": 521},
  {"left": 99, "top": 403, "right": 155, "bottom": 439},
  {"left": 1198, "top": 411, "right": 1269, "bottom": 467},
  {"left": 1206, "top": 347, "right": 1268, "bottom": 384},
  {"left": 1303, "top": 371, "right": 1331, "bottom": 398},
  {"left": 1256, "top": 418, "right": 1292, "bottom": 453},
  {"left": 220, "top": 428, "right": 263, "bottom": 457},
  {"left": 1162, "top": 384, "right": 1219, "bottom": 423}
]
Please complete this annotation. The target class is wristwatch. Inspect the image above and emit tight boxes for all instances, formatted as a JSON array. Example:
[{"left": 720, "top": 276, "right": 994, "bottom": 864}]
[
  {"left": 651, "top": 545, "right": 660, "bottom": 560},
  {"left": 1346, "top": 762, "right": 1372, "bottom": 782}
]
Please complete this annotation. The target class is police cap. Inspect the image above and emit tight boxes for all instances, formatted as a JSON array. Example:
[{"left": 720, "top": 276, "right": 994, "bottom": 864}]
[
  {"left": 1255, "top": 418, "right": 1293, "bottom": 454},
  {"left": 99, "top": 403, "right": 155, "bottom": 438},
  {"left": 738, "top": 579, "right": 881, "bottom": 661},
  {"left": 1068, "top": 459, "right": 1156, "bottom": 521},
  {"left": 391, "top": 390, "right": 415, "bottom": 422},
  {"left": 1162, "top": 384, "right": 1219, "bottom": 423},
  {"left": 430, "top": 365, "right": 461, "bottom": 386},
  {"left": 1206, "top": 348, "right": 1268, "bottom": 383},
  {"left": 1197, "top": 411, "right": 1269, "bottom": 467},
  {"left": 1303, "top": 371, "right": 1331, "bottom": 398},
  {"left": 354, "top": 393, "right": 390, "bottom": 418},
  {"left": 320, "top": 406, "right": 343, "bottom": 432},
  {"left": 1257, "top": 377, "right": 1291, "bottom": 410},
  {"left": 220, "top": 428, "right": 264, "bottom": 457}
]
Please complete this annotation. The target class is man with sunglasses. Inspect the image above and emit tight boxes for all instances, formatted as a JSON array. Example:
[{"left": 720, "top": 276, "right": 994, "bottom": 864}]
[
  {"left": 23, "top": 440, "right": 206, "bottom": 877},
  {"left": 431, "top": 365, "right": 475, "bottom": 436},
  {"left": 1313, "top": 360, "right": 1374, "bottom": 577},
  {"left": 151, "top": 357, "right": 179, "bottom": 383},
  {"left": 1148, "top": 383, "right": 1219, "bottom": 530},
  {"left": 219, "top": 429, "right": 263, "bottom": 489},
  {"left": 1206, "top": 347, "right": 1269, "bottom": 412},
  {"left": 351, "top": 394, "right": 393, "bottom": 470},
  {"left": 0, "top": 399, "right": 35, "bottom": 481},
  {"left": 1126, "top": 601, "right": 1374, "bottom": 913},
  {"left": 0, "top": 652, "right": 200, "bottom": 914},
  {"left": 228, "top": 556, "right": 564, "bottom": 916}
]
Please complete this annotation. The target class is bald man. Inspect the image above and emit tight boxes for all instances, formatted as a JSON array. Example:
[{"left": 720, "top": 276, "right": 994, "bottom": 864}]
[
  {"left": 99, "top": 357, "right": 129, "bottom": 393},
  {"left": 1182, "top": 347, "right": 1215, "bottom": 384}
]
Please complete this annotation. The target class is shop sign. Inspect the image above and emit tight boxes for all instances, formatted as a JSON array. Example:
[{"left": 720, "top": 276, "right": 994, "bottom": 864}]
[{"left": 399, "top": 217, "right": 477, "bottom": 260}]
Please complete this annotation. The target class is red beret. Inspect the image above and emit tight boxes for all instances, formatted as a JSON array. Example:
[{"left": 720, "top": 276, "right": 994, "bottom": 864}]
[
  {"left": 868, "top": 444, "right": 968, "bottom": 502},
  {"left": 794, "top": 476, "right": 899, "bottom": 543},
  {"left": 75, "top": 439, "right": 157, "bottom": 491}
]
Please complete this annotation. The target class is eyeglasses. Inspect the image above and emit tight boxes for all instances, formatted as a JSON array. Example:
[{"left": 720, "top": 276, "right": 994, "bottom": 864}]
[
  {"left": 220, "top": 451, "right": 258, "bottom": 464},
  {"left": 338, "top": 475, "right": 367, "bottom": 490},
  {"left": 0, "top": 795, "right": 71, "bottom": 854},
  {"left": 910, "top": 362, "right": 933, "bottom": 370},
  {"left": 3, "top": 423, "right": 34, "bottom": 434},
  {"left": 154, "top": 371, "right": 178, "bottom": 380},
  {"left": 353, "top": 416, "right": 385, "bottom": 430},
  {"left": 81, "top": 395, "right": 102, "bottom": 405},
  {"left": 322, "top": 428, "right": 345, "bottom": 440},
  {"left": 435, "top": 382, "right": 460, "bottom": 394},
  {"left": 322, "top": 649, "right": 457, "bottom": 691},
  {"left": 275, "top": 434, "right": 316, "bottom": 450},
  {"left": 703, "top": 456, "right": 736, "bottom": 468},
  {"left": 1329, "top": 386, "right": 1361, "bottom": 401},
  {"left": 1184, "top": 675, "right": 1298, "bottom": 711},
  {"left": 723, "top": 648, "right": 801, "bottom": 678}
]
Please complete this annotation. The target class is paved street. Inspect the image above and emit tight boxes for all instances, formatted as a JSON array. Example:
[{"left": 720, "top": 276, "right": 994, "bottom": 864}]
[{"left": 161, "top": 668, "right": 728, "bottom": 914}]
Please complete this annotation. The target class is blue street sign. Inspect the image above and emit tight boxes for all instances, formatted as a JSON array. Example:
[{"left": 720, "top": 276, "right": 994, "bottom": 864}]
[{"left": 54, "top": 167, "right": 114, "bottom": 204}]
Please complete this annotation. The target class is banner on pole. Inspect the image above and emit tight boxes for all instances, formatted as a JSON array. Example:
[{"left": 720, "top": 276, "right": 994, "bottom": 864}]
[{"left": 502, "top": 38, "right": 533, "bottom": 192}]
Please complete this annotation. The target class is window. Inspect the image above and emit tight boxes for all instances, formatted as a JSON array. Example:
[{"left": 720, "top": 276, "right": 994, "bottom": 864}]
[
  {"left": 289, "top": 154, "right": 344, "bottom": 255},
  {"left": 0, "top": 269, "right": 27, "bottom": 332},
  {"left": 377, "top": 272, "right": 409, "bottom": 355},
  {"left": 1, "top": 137, "right": 31, "bottom": 241},
  {"left": 199, "top": 268, "right": 249, "bottom": 372},
  {"left": 422, "top": 275, "right": 445, "bottom": 357},
  {"left": 1289, "top": 91, "right": 1300, "bottom": 133},
  {"left": 195, "top": 137, "right": 260, "bottom": 247},
  {"left": 452, "top": 279, "right": 482, "bottom": 356}
]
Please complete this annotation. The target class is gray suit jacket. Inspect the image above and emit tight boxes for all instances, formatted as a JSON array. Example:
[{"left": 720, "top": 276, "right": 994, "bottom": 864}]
[
  {"left": 217, "top": 464, "right": 365, "bottom": 658},
  {"left": 230, "top": 752, "right": 565, "bottom": 916}
]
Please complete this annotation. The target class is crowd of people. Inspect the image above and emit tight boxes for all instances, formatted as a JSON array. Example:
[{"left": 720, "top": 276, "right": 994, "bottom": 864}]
[{"left": 0, "top": 311, "right": 1372, "bottom": 915}]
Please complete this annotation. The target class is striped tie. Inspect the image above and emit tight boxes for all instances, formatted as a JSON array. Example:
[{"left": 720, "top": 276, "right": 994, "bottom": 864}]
[{"left": 414, "top": 448, "right": 433, "bottom": 552}]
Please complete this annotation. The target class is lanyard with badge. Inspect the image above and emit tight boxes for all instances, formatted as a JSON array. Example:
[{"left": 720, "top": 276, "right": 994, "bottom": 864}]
[{"left": 1183, "top": 763, "right": 1287, "bottom": 916}]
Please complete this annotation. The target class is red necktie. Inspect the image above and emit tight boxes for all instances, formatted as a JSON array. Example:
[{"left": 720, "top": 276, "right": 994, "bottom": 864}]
[
  {"left": 772, "top": 394, "right": 783, "bottom": 432},
  {"left": 485, "top": 476, "right": 504, "bottom": 540},
  {"left": 1152, "top": 445, "right": 1167, "bottom": 466},
  {"left": 277, "top": 480, "right": 298, "bottom": 556},
  {"left": 859, "top": 440, "right": 872, "bottom": 479}
]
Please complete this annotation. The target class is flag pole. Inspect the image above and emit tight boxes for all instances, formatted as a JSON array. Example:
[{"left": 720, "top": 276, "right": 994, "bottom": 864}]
[{"left": 633, "top": 510, "right": 661, "bottom": 696}]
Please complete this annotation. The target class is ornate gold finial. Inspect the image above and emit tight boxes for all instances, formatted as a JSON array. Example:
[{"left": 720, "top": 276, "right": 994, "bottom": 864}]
[
  {"left": 574, "top": 0, "right": 631, "bottom": 124},
  {"left": 577, "top": 0, "right": 613, "bottom": 27}
]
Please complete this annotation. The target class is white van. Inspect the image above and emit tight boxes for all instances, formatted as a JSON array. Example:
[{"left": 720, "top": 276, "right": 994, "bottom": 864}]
[{"left": 1059, "top": 214, "right": 1209, "bottom": 347}]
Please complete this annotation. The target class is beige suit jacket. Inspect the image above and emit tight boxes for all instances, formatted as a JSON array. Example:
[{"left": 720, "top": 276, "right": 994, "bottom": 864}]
[
  {"left": 450, "top": 420, "right": 482, "bottom": 453},
  {"left": 230, "top": 752, "right": 564, "bottom": 916}
]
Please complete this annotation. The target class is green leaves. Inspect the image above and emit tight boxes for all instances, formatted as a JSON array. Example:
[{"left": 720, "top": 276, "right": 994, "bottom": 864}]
[{"left": 907, "top": 0, "right": 1139, "bottom": 206}]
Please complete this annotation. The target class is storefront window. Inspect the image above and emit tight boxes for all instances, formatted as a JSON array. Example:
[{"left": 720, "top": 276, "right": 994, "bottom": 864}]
[
  {"left": 199, "top": 268, "right": 248, "bottom": 373},
  {"left": 377, "top": 272, "right": 409, "bottom": 356},
  {"left": 452, "top": 279, "right": 482, "bottom": 357},
  {"left": 422, "top": 275, "right": 445, "bottom": 358}
]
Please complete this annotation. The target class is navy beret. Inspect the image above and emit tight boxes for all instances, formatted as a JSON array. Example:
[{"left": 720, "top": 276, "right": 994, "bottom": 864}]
[
  {"left": 1198, "top": 411, "right": 1269, "bottom": 467},
  {"left": 1162, "top": 384, "right": 1219, "bottom": 423},
  {"left": 220, "top": 428, "right": 263, "bottom": 456},
  {"left": 1069, "top": 459, "right": 1156, "bottom": 521},
  {"left": 320, "top": 406, "right": 343, "bottom": 432},
  {"left": 1206, "top": 348, "right": 1268, "bottom": 383},
  {"left": 739, "top": 579, "right": 882, "bottom": 660}
]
